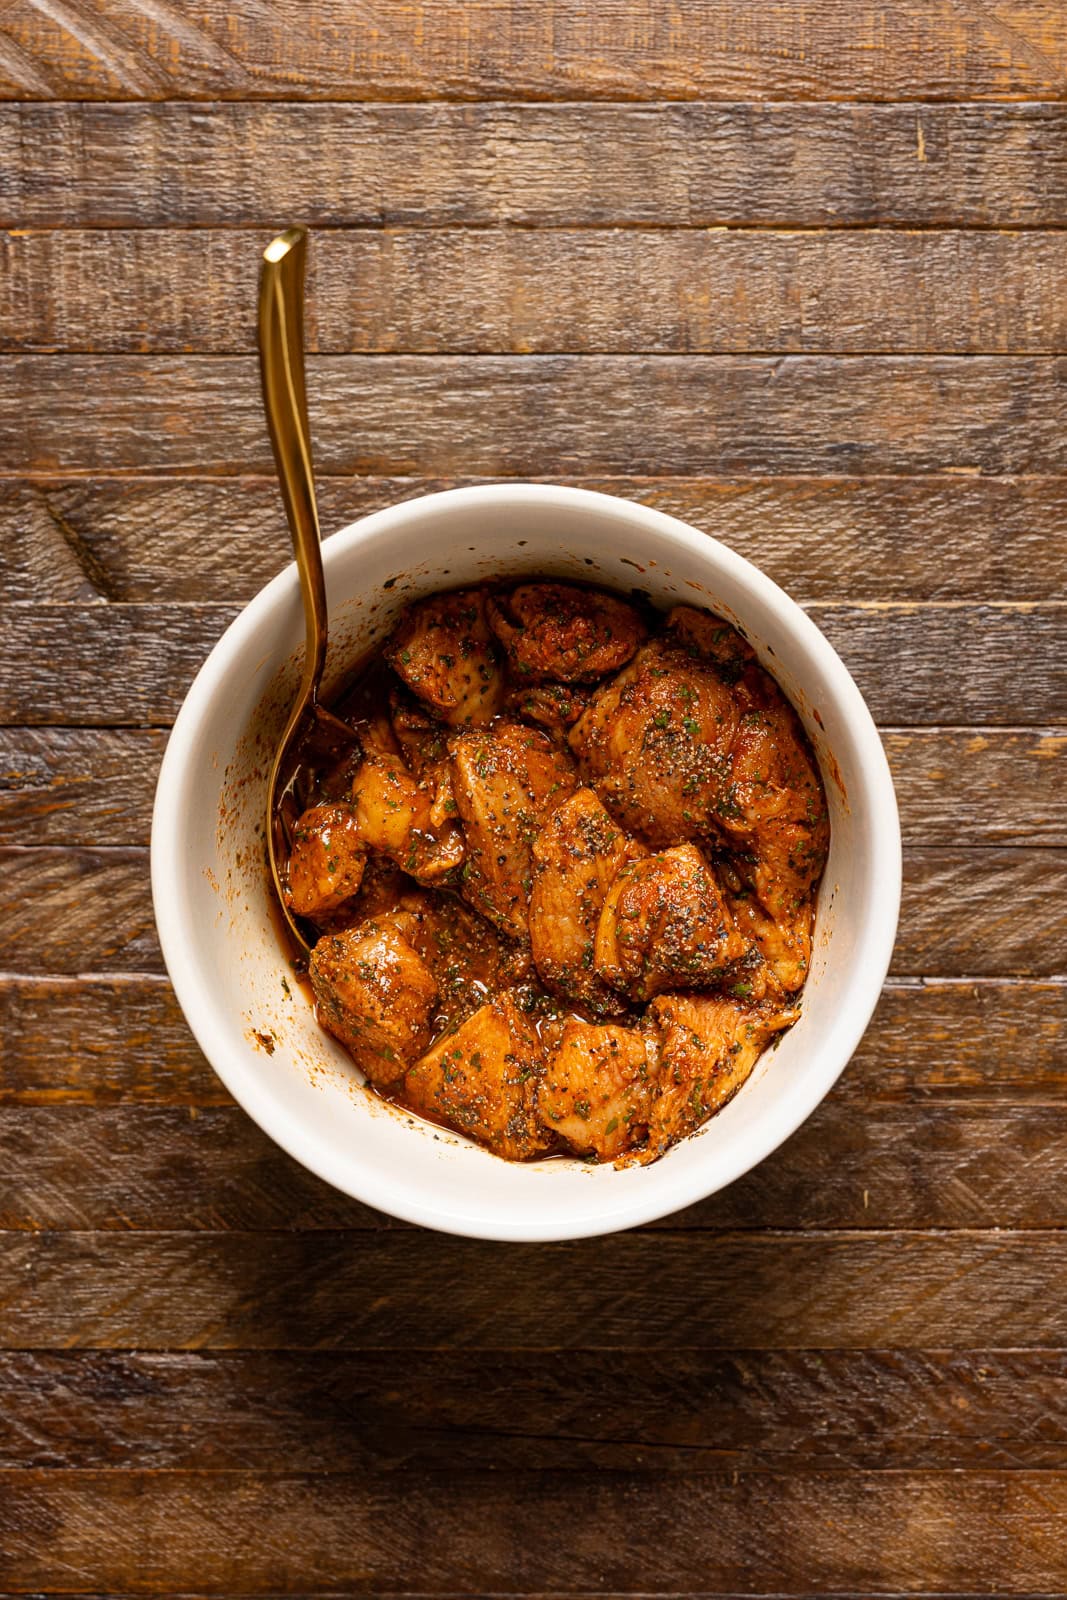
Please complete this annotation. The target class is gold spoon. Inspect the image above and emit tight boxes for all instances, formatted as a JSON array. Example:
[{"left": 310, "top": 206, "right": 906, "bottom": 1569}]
[{"left": 259, "top": 225, "right": 356, "bottom": 963}]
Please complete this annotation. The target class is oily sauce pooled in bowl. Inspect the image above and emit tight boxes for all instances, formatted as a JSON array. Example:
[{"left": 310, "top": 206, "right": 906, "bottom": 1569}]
[{"left": 278, "top": 581, "right": 829, "bottom": 1165}]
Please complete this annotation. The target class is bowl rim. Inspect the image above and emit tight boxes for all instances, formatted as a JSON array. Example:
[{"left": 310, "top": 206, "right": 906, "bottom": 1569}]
[{"left": 152, "top": 482, "right": 902, "bottom": 1240}]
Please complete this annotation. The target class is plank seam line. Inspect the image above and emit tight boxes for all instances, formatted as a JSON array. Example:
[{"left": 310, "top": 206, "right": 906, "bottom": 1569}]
[
  {"left": 4, "top": 95, "right": 1067, "bottom": 109},
  {"left": 5, "top": 469, "right": 1067, "bottom": 483},
  {"left": 10, "top": 347, "right": 1067, "bottom": 359},
  {"left": 6, "top": 221, "right": 1067, "bottom": 236},
  {"left": 3, "top": 1225, "right": 1067, "bottom": 1238}
]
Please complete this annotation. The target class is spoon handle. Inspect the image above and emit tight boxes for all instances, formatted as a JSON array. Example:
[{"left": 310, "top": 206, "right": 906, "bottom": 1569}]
[{"left": 258, "top": 227, "right": 328, "bottom": 698}]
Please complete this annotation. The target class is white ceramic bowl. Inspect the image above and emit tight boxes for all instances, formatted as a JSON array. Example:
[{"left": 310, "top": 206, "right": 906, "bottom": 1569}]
[{"left": 152, "top": 484, "right": 900, "bottom": 1240}]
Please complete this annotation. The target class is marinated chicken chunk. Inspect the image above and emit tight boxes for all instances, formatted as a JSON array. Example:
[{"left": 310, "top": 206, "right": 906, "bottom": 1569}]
[
  {"left": 351, "top": 750, "right": 464, "bottom": 886},
  {"left": 401, "top": 992, "right": 551, "bottom": 1160},
  {"left": 641, "top": 990, "right": 797, "bottom": 1159},
  {"left": 309, "top": 918, "right": 438, "bottom": 1087},
  {"left": 402, "top": 889, "right": 514, "bottom": 1036},
  {"left": 539, "top": 1019, "right": 654, "bottom": 1161},
  {"left": 450, "top": 722, "right": 577, "bottom": 939},
  {"left": 389, "top": 688, "right": 451, "bottom": 780},
  {"left": 487, "top": 581, "right": 647, "bottom": 682},
  {"left": 569, "top": 625, "right": 741, "bottom": 848},
  {"left": 285, "top": 802, "right": 367, "bottom": 920},
  {"left": 725, "top": 883, "right": 814, "bottom": 994},
  {"left": 571, "top": 605, "right": 827, "bottom": 992},
  {"left": 529, "top": 787, "right": 643, "bottom": 1015},
  {"left": 504, "top": 678, "right": 593, "bottom": 735},
  {"left": 595, "top": 843, "right": 748, "bottom": 1002},
  {"left": 386, "top": 588, "right": 504, "bottom": 727}
]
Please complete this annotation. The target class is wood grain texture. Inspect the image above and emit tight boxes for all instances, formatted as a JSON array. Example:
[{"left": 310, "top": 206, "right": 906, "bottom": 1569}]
[
  {"left": 1, "top": 841, "right": 1065, "bottom": 978},
  {"left": 8, "top": 227, "right": 1067, "bottom": 355},
  {"left": 3, "top": 1347, "right": 1066, "bottom": 1471},
  {"left": 5, "top": 1098, "right": 1067, "bottom": 1231},
  {"left": 5, "top": 1230, "right": 1067, "bottom": 1349},
  {"left": 4, "top": 104, "right": 1067, "bottom": 228},
  {"left": 2, "top": 1468, "right": 1067, "bottom": 1592},
  {"left": 7, "top": 475, "right": 1066, "bottom": 605},
  {"left": 4, "top": 978, "right": 1061, "bottom": 1108},
  {"left": 6, "top": 355, "right": 1066, "bottom": 477},
  {"left": 4, "top": 602, "right": 1065, "bottom": 727},
  {"left": 1, "top": 1, "right": 1065, "bottom": 101}
]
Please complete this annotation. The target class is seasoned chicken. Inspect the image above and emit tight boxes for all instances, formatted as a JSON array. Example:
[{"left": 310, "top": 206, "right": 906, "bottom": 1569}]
[
  {"left": 449, "top": 721, "right": 577, "bottom": 938},
  {"left": 724, "top": 881, "right": 813, "bottom": 994},
  {"left": 285, "top": 802, "right": 367, "bottom": 921},
  {"left": 487, "top": 581, "right": 647, "bottom": 682},
  {"left": 401, "top": 889, "right": 514, "bottom": 1036},
  {"left": 570, "top": 606, "right": 828, "bottom": 992},
  {"left": 568, "top": 623, "right": 741, "bottom": 848},
  {"left": 401, "top": 992, "right": 551, "bottom": 1159},
  {"left": 389, "top": 689, "right": 450, "bottom": 779},
  {"left": 309, "top": 918, "right": 438, "bottom": 1087},
  {"left": 539, "top": 1019, "right": 655, "bottom": 1161},
  {"left": 351, "top": 750, "right": 464, "bottom": 886},
  {"left": 385, "top": 588, "right": 504, "bottom": 727},
  {"left": 641, "top": 990, "right": 797, "bottom": 1159},
  {"left": 504, "top": 678, "right": 593, "bottom": 735},
  {"left": 528, "top": 787, "right": 643, "bottom": 1015},
  {"left": 283, "top": 576, "right": 829, "bottom": 1168},
  {"left": 595, "top": 843, "right": 748, "bottom": 1002}
]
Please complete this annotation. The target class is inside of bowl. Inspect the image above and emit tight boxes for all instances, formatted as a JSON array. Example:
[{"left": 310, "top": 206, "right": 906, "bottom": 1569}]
[{"left": 165, "top": 486, "right": 895, "bottom": 1238}]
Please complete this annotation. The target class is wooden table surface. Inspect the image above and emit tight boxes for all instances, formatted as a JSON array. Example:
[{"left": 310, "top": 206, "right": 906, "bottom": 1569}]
[{"left": 2, "top": 3, "right": 1067, "bottom": 1595}]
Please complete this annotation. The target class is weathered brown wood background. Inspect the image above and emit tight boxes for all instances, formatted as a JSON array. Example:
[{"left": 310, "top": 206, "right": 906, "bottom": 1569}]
[{"left": 2, "top": 2, "right": 1066, "bottom": 1594}]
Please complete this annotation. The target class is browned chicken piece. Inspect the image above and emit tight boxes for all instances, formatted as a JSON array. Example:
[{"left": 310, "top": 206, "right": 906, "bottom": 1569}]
[
  {"left": 570, "top": 606, "right": 828, "bottom": 991},
  {"left": 449, "top": 721, "right": 577, "bottom": 939},
  {"left": 487, "top": 581, "right": 647, "bottom": 682},
  {"left": 725, "top": 883, "right": 814, "bottom": 994},
  {"left": 528, "top": 787, "right": 643, "bottom": 1015},
  {"left": 402, "top": 890, "right": 512, "bottom": 1037},
  {"left": 640, "top": 990, "right": 798, "bottom": 1160},
  {"left": 595, "top": 843, "right": 748, "bottom": 1002},
  {"left": 539, "top": 1019, "right": 655, "bottom": 1162},
  {"left": 309, "top": 918, "right": 439, "bottom": 1088},
  {"left": 341, "top": 855, "right": 430, "bottom": 922},
  {"left": 351, "top": 750, "right": 464, "bottom": 886},
  {"left": 504, "top": 678, "right": 593, "bottom": 735},
  {"left": 400, "top": 991, "right": 551, "bottom": 1160},
  {"left": 390, "top": 689, "right": 451, "bottom": 779},
  {"left": 285, "top": 802, "right": 367, "bottom": 922},
  {"left": 568, "top": 624, "right": 742, "bottom": 848},
  {"left": 385, "top": 588, "right": 504, "bottom": 727}
]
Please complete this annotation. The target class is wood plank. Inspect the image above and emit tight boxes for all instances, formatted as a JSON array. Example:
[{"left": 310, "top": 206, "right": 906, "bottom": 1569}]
[
  {"left": 2, "top": 104, "right": 1066, "bottom": 229},
  {"left": 6, "top": 355, "right": 1066, "bottom": 478},
  {"left": 1, "top": 1, "right": 1065, "bottom": 102},
  {"left": 3, "top": 1348, "right": 1065, "bottom": 1472},
  {"left": 7, "top": 474, "right": 1066, "bottom": 605},
  {"left": 0, "top": 728, "right": 167, "bottom": 846},
  {"left": 1, "top": 842, "right": 1064, "bottom": 978},
  {"left": 0, "top": 977, "right": 230, "bottom": 1106},
  {"left": 3, "top": 978, "right": 1061, "bottom": 1109},
  {"left": 0, "top": 848, "right": 160, "bottom": 974},
  {"left": 4, "top": 1231, "right": 1067, "bottom": 1350},
  {"left": 4, "top": 728, "right": 1064, "bottom": 849},
  {"left": 3, "top": 602, "right": 1065, "bottom": 727},
  {"left": 8, "top": 227, "right": 1067, "bottom": 355},
  {"left": 3, "top": 1468, "right": 1067, "bottom": 1594},
  {"left": 4, "top": 1099, "right": 1067, "bottom": 1231}
]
